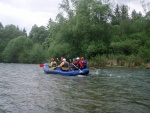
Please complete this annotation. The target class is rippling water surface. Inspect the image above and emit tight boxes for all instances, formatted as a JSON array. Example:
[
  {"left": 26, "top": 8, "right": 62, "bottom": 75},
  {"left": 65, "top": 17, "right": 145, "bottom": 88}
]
[{"left": 0, "top": 63, "right": 150, "bottom": 113}]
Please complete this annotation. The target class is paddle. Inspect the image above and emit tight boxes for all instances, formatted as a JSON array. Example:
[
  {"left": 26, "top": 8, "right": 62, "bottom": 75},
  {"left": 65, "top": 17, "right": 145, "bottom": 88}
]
[
  {"left": 72, "top": 63, "right": 83, "bottom": 73},
  {"left": 69, "top": 59, "right": 72, "bottom": 65},
  {"left": 40, "top": 63, "right": 57, "bottom": 70},
  {"left": 50, "top": 67, "right": 56, "bottom": 70},
  {"left": 57, "top": 58, "right": 60, "bottom": 63},
  {"left": 40, "top": 64, "right": 44, "bottom": 67}
]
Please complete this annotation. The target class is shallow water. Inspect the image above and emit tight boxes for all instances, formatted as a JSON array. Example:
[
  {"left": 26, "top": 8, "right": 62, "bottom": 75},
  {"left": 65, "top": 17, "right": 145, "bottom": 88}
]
[{"left": 0, "top": 63, "right": 150, "bottom": 113}]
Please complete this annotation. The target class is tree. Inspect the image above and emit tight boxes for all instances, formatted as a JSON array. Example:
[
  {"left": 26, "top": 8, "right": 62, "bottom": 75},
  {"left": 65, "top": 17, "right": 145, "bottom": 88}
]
[
  {"left": 0, "top": 22, "right": 4, "bottom": 29},
  {"left": 120, "top": 5, "right": 129, "bottom": 21},
  {"left": 47, "top": 18, "right": 54, "bottom": 29},
  {"left": 29, "top": 25, "right": 48, "bottom": 44},
  {"left": 2, "top": 36, "right": 34, "bottom": 63},
  {"left": 28, "top": 44, "right": 46, "bottom": 63},
  {"left": 0, "top": 39, "right": 6, "bottom": 61},
  {"left": 4, "top": 24, "right": 25, "bottom": 41},
  {"left": 111, "top": 4, "right": 121, "bottom": 25},
  {"left": 23, "top": 27, "right": 27, "bottom": 37}
]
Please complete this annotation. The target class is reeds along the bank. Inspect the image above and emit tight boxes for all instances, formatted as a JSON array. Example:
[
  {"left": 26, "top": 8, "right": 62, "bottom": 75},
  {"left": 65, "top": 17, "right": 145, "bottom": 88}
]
[{"left": 88, "top": 54, "right": 149, "bottom": 69}]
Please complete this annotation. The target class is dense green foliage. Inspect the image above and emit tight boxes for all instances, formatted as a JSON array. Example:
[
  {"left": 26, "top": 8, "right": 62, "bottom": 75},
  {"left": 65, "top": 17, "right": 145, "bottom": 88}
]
[{"left": 0, "top": 0, "right": 150, "bottom": 67}]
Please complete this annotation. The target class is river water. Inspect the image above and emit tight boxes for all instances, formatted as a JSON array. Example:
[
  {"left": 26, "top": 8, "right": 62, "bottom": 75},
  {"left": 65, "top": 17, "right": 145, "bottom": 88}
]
[{"left": 0, "top": 63, "right": 150, "bottom": 113}]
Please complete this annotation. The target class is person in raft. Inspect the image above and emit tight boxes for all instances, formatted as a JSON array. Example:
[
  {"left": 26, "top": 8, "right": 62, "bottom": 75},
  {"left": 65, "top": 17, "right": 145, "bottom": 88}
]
[
  {"left": 80, "top": 56, "right": 87, "bottom": 69},
  {"left": 59, "top": 57, "right": 64, "bottom": 64},
  {"left": 72, "top": 57, "right": 83, "bottom": 69},
  {"left": 57, "top": 58, "right": 69, "bottom": 71},
  {"left": 69, "top": 58, "right": 77, "bottom": 70},
  {"left": 49, "top": 58, "right": 57, "bottom": 70}
]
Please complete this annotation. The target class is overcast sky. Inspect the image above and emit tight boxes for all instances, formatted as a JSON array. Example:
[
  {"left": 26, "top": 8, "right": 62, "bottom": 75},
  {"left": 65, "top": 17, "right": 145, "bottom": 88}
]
[{"left": 0, "top": 0, "right": 149, "bottom": 34}]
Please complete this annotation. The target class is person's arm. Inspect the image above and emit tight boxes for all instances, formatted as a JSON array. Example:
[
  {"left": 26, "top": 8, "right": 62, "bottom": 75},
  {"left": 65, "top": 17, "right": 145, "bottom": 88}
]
[
  {"left": 73, "top": 61, "right": 78, "bottom": 64},
  {"left": 50, "top": 62, "right": 53, "bottom": 67},
  {"left": 57, "top": 62, "right": 64, "bottom": 67}
]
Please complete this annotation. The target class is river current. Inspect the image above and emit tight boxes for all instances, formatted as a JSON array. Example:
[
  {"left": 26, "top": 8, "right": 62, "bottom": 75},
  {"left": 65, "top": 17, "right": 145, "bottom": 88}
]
[{"left": 0, "top": 63, "right": 150, "bottom": 113}]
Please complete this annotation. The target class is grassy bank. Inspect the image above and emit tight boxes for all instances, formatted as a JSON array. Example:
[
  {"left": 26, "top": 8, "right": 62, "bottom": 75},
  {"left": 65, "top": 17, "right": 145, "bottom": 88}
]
[{"left": 88, "top": 54, "right": 150, "bottom": 69}]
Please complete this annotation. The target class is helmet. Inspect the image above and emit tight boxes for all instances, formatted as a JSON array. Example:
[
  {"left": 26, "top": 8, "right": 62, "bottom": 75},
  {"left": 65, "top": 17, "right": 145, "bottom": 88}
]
[
  {"left": 76, "top": 57, "right": 80, "bottom": 60},
  {"left": 51, "top": 58, "right": 54, "bottom": 61},
  {"left": 62, "top": 58, "right": 66, "bottom": 61},
  {"left": 81, "top": 57, "right": 84, "bottom": 60},
  {"left": 73, "top": 58, "right": 76, "bottom": 61}
]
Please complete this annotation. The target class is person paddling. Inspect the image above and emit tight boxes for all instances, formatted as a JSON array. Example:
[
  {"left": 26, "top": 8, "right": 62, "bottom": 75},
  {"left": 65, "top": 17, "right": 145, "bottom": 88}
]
[
  {"left": 73, "top": 57, "right": 83, "bottom": 69},
  {"left": 57, "top": 58, "right": 69, "bottom": 71},
  {"left": 49, "top": 58, "right": 57, "bottom": 70},
  {"left": 69, "top": 58, "right": 77, "bottom": 70}
]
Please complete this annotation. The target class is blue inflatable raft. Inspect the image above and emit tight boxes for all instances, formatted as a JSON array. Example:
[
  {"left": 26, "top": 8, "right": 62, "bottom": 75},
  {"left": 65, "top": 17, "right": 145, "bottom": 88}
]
[{"left": 43, "top": 63, "right": 89, "bottom": 76}]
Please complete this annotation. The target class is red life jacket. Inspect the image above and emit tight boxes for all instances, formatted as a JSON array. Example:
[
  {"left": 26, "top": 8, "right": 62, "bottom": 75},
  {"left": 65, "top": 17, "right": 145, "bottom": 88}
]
[{"left": 74, "top": 61, "right": 83, "bottom": 69}]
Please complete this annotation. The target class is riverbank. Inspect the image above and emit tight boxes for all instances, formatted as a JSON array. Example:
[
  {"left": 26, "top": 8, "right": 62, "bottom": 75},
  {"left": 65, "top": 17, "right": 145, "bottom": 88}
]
[{"left": 88, "top": 59, "right": 150, "bottom": 69}]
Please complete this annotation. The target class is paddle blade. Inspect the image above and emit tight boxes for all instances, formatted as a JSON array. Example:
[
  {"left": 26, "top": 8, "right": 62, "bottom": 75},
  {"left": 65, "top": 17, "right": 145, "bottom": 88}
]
[
  {"left": 40, "top": 64, "right": 44, "bottom": 67},
  {"left": 79, "top": 70, "right": 83, "bottom": 73},
  {"left": 49, "top": 67, "right": 56, "bottom": 70}
]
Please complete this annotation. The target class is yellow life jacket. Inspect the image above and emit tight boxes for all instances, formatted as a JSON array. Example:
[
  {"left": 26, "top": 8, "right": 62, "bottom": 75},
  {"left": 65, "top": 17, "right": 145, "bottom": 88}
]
[
  {"left": 49, "top": 61, "right": 57, "bottom": 70},
  {"left": 52, "top": 62, "right": 57, "bottom": 67}
]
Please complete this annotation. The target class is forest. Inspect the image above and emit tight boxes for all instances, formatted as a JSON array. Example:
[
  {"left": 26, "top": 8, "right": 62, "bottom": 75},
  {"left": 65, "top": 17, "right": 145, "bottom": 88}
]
[{"left": 0, "top": 0, "right": 150, "bottom": 68}]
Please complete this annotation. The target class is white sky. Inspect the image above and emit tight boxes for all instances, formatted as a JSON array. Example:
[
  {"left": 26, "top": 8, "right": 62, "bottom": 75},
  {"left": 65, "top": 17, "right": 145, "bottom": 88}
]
[
  {"left": 0, "top": 0, "right": 62, "bottom": 34},
  {"left": 0, "top": 0, "right": 149, "bottom": 34}
]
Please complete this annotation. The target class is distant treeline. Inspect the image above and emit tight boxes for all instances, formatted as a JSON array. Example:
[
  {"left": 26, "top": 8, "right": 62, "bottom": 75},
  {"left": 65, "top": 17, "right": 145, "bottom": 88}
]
[{"left": 0, "top": 0, "right": 150, "bottom": 68}]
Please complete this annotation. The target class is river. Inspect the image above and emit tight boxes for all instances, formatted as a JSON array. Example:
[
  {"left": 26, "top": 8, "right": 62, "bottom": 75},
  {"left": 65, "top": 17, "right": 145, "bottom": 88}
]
[{"left": 0, "top": 63, "right": 150, "bottom": 113}]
